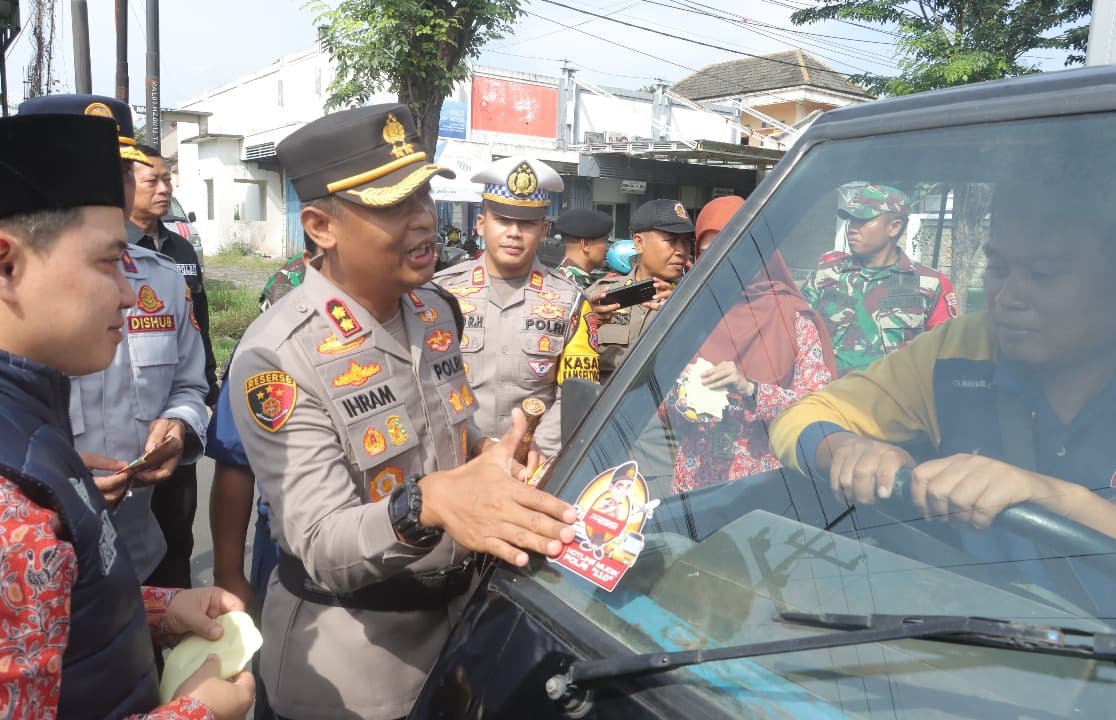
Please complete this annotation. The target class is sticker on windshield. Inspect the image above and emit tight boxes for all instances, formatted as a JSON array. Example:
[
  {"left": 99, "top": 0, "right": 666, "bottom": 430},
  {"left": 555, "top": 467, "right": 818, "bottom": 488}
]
[{"left": 551, "top": 460, "right": 660, "bottom": 592}]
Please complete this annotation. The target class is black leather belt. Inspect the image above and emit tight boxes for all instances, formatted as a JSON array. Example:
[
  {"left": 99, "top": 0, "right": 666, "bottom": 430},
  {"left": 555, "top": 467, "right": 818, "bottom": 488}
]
[{"left": 277, "top": 551, "right": 475, "bottom": 611}]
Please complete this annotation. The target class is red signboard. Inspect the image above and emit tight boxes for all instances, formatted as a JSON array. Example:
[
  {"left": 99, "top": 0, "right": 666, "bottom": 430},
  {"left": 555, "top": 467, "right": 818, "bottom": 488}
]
[{"left": 471, "top": 77, "right": 558, "bottom": 138}]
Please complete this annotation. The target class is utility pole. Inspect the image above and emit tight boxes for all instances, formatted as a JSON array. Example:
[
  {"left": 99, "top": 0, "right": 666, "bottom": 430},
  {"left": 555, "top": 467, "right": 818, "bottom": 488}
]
[
  {"left": 145, "top": 0, "right": 159, "bottom": 149},
  {"left": 115, "top": 0, "right": 127, "bottom": 101},
  {"left": 71, "top": 0, "right": 90, "bottom": 93},
  {"left": 0, "top": 0, "right": 20, "bottom": 117}
]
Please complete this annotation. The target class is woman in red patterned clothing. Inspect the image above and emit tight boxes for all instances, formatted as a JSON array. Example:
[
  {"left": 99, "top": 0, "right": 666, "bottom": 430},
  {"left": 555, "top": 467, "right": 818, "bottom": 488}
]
[
  {"left": 0, "top": 111, "right": 254, "bottom": 720},
  {"left": 666, "top": 196, "right": 838, "bottom": 494}
]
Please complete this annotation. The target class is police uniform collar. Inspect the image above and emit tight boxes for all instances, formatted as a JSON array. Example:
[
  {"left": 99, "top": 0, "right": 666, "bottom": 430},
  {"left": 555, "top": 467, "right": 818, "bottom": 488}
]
[
  {"left": 300, "top": 266, "right": 415, "bottom": 361},
  {"left": 125, "top": 219, "right": 170, "bottom": 247}
]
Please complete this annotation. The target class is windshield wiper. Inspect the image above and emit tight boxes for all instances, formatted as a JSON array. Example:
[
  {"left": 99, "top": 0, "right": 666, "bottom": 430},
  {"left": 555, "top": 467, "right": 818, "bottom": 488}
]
[{"left": 546, "top": 611, "right": 1116, "bottom": 707}]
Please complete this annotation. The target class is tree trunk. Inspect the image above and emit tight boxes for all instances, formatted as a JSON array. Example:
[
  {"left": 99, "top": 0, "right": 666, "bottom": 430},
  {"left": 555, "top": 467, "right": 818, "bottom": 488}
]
[
  {"left": 399, "top": 86, "right": 444, "bottom": 159},
  {"left": 949, "top": 182, "right": 993, "bottom": 314}
]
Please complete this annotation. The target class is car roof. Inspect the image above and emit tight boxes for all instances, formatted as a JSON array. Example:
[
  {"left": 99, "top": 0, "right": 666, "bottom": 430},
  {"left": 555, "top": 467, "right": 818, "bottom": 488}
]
[{"left": 803, "top": 66, "right": 1116, "bottom": 144}]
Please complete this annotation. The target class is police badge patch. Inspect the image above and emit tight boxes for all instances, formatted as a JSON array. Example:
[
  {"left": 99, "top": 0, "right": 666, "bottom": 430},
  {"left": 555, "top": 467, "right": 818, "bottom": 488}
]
[{"left": 245, "top": 371, "right": 298, "bottom": 432}]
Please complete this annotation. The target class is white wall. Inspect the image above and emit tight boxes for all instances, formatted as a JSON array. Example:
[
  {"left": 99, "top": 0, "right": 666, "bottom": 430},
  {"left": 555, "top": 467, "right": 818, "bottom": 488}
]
[{"left": 577, "top": 94, "right": 653, "bottom": 142}]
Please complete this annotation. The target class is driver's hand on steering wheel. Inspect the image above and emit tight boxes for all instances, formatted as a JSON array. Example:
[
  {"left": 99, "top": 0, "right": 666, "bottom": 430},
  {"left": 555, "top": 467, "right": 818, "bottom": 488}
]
[
  {"left": 910, "top": 454, "right": 1045, "bottom": 529},
  {"left": 819, "top": 431, "right": 914, "bottom": 504}
]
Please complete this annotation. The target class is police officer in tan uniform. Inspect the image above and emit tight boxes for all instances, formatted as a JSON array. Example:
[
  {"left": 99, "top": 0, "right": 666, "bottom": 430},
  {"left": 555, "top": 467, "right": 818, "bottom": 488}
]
[
  {"left": 434, "top": 157, "right": 599, "bottom": 457},
  {"left": 588, "top": 198, "right": 693, "bottom": 382},
  {"left": 228, "top": 106, "right": 575, "bottom": 720}
]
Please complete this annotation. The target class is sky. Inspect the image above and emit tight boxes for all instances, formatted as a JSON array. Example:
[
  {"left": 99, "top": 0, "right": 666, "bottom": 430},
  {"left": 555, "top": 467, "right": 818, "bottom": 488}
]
[{"left": 3, "top": 0, "right": 1072, "bottom": 111}]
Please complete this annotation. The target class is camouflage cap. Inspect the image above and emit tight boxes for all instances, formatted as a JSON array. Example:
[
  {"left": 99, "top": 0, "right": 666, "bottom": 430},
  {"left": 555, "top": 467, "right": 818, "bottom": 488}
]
[{"left": 838, "top": 184, "right": 910, "bottom": 220}]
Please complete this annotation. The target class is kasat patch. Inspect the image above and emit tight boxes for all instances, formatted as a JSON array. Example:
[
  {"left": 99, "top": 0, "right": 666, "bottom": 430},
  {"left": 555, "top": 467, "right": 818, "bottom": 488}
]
[
  {"left": 369, "top": 466, "right": 404, "bottom": 502},
  {"left": 137, "top": 285, "right": 165, "bottom": 314},
  {"left": 318, "top": 333, "right": 366, "bottom": 355},
  {"left": 245, "top": 371, "right": 298, "bottom": 433},
  {"left": 325, "top": 298, "right": 362, "bottom": 338},
  {"left": 550, "top": 460, "right": 659, "bottom": 592}
]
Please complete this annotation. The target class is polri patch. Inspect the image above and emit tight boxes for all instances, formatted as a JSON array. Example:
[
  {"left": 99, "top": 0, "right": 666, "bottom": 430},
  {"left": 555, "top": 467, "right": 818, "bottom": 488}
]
[
  {"left": 551, "top": 460, "right": 659, "bottom": 592},
  {"left": 326, "top": 298, "right": 362, "bottom": 338},
  {"left": 245, "top": 371, "right": 298, "bottom": 433}
]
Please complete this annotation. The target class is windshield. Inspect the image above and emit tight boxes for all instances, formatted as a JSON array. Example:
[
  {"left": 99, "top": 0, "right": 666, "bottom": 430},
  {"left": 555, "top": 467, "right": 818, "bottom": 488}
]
[
  {"left": 164, "top": 196, "right": 187, "bottom": 220},
  {"left": 526, "top": 112, "right": 1116, "bottom": 718}
]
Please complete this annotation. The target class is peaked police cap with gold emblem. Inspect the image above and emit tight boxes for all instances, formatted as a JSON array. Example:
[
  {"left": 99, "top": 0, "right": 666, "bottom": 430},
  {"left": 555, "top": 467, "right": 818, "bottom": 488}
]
[
  {"left": 278, "top": 104, "right": 455, "bottom": 208},
  {"left": 472, "top": 156, "right": 564, "bottom": 220},
  {"left": 19, "top": 93, "right": 151, "bottom": 166},
  {"left": 0, "top": 114, "right": 125, "bottom": 220}
]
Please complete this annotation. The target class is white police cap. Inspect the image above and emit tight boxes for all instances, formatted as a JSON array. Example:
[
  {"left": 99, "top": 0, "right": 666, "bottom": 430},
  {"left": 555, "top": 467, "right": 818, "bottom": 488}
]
[{"left": 472, "top": 156, "right": 564, "bottom": 220}]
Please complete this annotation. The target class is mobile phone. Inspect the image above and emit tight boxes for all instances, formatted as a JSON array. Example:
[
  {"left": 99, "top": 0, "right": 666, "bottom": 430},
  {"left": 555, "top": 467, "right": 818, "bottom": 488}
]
[
  {"left": 123, "top": 434, "right": 175, "bottom": 473},
  {"left": 599, "top": 278, "right": 656, "bottom": 309}
]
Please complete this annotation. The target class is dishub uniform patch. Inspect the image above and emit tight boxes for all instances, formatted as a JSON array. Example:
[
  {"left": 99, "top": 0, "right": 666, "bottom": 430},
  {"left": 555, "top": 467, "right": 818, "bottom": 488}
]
[{"left": 245, "top": 371, "right": 298, "bottom": 432}]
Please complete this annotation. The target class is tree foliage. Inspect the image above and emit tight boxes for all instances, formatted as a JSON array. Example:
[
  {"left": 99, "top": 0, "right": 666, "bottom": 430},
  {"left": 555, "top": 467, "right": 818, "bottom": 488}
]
[
  {"left": 790, "top": 0, "right": 1090, "bottom": 96},
  {"left": 309, "top": 0, "right": 524, "bottom": 154}
]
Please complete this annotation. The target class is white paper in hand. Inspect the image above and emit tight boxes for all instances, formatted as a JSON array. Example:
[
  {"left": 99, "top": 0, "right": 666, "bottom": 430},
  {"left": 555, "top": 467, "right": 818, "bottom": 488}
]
[
  {"left": 159, "top": 610, "right": 263, "bottom": 703},
  {"left": 677, "top": 357, "right": 730, "bottom": 421}
]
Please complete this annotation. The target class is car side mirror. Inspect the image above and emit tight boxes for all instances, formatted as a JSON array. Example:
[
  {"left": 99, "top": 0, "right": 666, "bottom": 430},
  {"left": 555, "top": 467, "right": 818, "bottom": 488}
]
[
  {"left": 560, "top": 378, "right": 601, "bottom": 444},
  {"left": 187, "top": 211, "right": 196, "bottom": 223}
]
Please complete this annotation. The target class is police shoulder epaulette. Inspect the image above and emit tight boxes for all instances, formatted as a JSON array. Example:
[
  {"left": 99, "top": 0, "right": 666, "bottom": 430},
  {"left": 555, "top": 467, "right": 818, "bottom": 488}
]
[
  {"left": 422, "top": 283, "right": 465, "bottom": 340},
  {"left": 246, "top": 284, "right": 312, "bottom": 352}
]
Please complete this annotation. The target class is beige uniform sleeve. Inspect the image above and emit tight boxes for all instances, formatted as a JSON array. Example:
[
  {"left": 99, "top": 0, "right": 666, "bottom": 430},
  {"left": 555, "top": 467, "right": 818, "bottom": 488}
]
[{"left": 228, "top": 344, "right": 439, "bottom": 593}]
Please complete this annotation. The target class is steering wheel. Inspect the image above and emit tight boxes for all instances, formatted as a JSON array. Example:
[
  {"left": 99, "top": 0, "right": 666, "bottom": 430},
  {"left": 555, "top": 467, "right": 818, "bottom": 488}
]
[{"left": 890, "top": 468, "right": 1116, "bottom": 573}]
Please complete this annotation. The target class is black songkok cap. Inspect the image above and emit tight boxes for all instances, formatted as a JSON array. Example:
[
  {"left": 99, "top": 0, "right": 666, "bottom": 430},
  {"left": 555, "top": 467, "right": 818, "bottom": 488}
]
[
  {"left": 555, "top": 208, "right": 613, "bottom": 240},
  {"left": 0, "top": 114, "right": 126, "bottom": 221},
  {"left": 278, "top": 103, "right": 454, "bottom": 208},
  {"left": 19, "top": 93, "right": 152, "bottom": 166}
]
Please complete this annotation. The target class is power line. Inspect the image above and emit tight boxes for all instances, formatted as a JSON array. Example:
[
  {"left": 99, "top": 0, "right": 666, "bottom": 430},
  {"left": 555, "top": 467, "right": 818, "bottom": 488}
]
[
  {"left": 536, "top": 0, "right": 823, "bottom": 71},
  {"left": 523, "top": 8, "right": 820, "bottom": 109},
  {"left": 657, "top": 0, "right": 898, "bottom": 69},
  {"left": 489, "top": 0, "right": 639, "bottom": 51}
]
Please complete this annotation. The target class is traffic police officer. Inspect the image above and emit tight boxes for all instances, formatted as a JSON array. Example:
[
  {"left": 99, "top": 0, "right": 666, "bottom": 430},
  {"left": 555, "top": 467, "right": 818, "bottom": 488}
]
[
  {"left": 19, "top": 94, "right": 209, "bottom": 584},
  {"left": 554, "top": 207, "right": 613, "bottom": 289},
  {"left": 801, "top": 184, "right": 958, "bottom": 376},
  {"left": 228, "top": 105, "right": 575, "bottom": 720},
  {"left": 434, "top": 157, "right": 599, "bottom": 457},
  {"left": 588, "top": 198, "right": 694, "bottom": 382}
]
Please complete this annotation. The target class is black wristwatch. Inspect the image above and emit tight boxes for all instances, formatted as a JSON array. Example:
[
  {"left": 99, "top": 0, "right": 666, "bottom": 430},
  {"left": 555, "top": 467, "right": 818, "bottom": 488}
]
[{"left": 388, "top": 476, "right": 443, "bottom": 548}]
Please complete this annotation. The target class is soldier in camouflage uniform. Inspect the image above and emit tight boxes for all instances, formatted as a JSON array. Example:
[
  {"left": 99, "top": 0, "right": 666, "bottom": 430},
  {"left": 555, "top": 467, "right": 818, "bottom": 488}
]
[
  {"left": 554, "top": 207, "right": 613, "bottom": 290},
  {"left": 258, "top": 243, "right": 312, "bottom": 312},
  {"left": 802, "top": 185, "right": 958, "bottom": 376}
]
